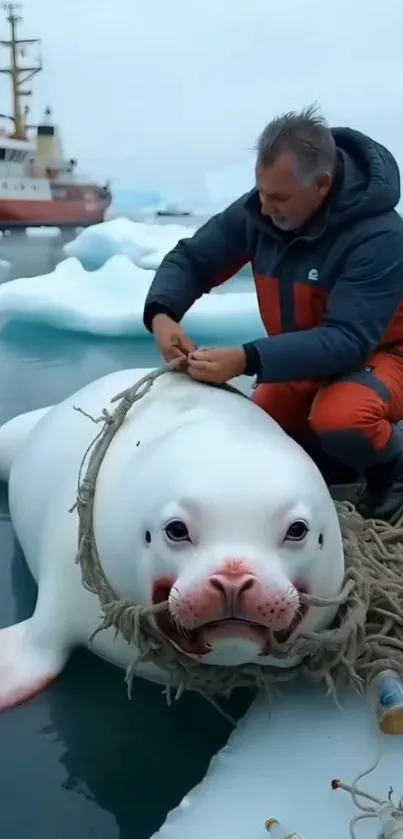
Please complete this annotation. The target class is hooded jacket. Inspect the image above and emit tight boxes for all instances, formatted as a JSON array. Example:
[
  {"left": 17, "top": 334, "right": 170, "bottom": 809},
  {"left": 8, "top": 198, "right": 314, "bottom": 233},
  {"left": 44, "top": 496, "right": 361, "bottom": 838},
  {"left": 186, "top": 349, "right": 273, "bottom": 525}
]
[{"left": 143, "top": 128, "right": 403, "bottom": 383}]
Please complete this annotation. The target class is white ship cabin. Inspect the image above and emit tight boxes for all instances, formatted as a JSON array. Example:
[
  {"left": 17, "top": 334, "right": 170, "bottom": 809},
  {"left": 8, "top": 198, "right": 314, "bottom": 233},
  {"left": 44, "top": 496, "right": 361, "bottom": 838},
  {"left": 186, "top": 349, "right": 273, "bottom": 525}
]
[
  {"left": 0, "top": 131, "right": 34, "bottom": 175},
  {"left": 0, "top": 109, "right": 109, "bottom": 205},
  {"left": 0, "top": 108, "right": 78, "bottom": 182},
  {"left": 30, "top": 108, "right": 78, "bottom": 181}
]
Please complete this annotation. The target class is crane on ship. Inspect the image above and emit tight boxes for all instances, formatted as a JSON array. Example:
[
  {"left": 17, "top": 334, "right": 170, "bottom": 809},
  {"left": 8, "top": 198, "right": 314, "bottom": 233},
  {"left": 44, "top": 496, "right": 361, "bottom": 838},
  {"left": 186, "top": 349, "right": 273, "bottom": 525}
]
[{"left": 0, "top": 2, "right": 42, "bottom": 139}]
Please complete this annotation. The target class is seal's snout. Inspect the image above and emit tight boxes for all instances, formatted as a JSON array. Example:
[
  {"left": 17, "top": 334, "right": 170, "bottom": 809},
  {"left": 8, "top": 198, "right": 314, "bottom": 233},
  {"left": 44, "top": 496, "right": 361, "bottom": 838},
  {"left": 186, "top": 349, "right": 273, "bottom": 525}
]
[
  {"left": 208, "top": 572, "right": 256, "bottom": 611},
  {"left": 200, "top": 571, "right": 298, "bottom": 632},
  {"left": 153, "top": 558, "right": 310, "bottom": 661},
  {"left": 174, "top": 557, "right": 301, "bottom": 633}
]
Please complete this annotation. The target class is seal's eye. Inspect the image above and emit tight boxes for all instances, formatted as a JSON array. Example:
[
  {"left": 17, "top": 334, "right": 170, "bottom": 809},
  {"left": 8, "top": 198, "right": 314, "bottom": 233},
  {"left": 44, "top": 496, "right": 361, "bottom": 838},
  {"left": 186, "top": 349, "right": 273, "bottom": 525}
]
[
  {"left": 164, "top": 519, "right": 191, "bottom": 543},
  {"left": 284, "top": 520, "right": 309, "bottom": 542}
]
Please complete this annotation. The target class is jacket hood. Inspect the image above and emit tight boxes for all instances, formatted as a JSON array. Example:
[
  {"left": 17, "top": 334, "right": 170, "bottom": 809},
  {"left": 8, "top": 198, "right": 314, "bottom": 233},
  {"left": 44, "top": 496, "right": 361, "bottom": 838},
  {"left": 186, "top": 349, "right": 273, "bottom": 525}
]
[{"left": 328, "top": 127, "right": 401, "bottom": 227}]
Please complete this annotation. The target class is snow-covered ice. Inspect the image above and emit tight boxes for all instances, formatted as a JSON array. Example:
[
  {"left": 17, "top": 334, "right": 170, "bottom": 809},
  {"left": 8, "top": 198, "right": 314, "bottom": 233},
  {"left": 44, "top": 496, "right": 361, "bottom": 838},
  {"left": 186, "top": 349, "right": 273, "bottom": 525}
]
[
  {"left": 63, "top": 217, "right": 198, "bottom": 271},
  {"left": 26, "top": 226, "right": 62, "bottom": 238},
  {"left": 0, "top": 216, "right": 259, "bottom": 339},
  {"left": 152, "top": 684, "right": 403, "bottom": 839},
  {"left": 0, "top": 254, "right": 262, "bottom": 341}
]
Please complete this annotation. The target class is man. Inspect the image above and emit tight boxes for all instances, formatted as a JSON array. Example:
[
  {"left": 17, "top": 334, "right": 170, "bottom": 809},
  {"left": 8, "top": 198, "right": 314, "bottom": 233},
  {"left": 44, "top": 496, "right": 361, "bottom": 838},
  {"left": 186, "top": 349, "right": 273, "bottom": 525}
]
[{"left": 143, "top": 105, "right": 403, "bottom": 523}]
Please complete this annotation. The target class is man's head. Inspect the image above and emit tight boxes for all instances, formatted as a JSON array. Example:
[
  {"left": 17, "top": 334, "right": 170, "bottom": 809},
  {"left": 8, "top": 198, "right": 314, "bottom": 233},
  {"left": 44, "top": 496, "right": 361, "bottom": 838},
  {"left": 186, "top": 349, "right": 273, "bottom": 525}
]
[{"left": 255, "top": 105, "right": 337, "bottom": 231}]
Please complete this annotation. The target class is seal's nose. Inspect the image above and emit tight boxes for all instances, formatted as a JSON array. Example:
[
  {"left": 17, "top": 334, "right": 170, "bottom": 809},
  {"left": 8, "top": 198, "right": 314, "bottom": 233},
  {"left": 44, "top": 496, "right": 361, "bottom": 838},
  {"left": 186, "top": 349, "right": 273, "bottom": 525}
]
[{"left": 208, "top": 573, "right": 257, "bottom": 612}]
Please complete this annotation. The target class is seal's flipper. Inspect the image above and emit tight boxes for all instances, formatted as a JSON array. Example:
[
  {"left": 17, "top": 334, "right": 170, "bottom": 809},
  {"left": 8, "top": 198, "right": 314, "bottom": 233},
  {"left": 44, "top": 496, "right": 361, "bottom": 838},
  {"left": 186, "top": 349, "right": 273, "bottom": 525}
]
[{"left": 0, "top": 619, "right": 66, "bottom": 711}]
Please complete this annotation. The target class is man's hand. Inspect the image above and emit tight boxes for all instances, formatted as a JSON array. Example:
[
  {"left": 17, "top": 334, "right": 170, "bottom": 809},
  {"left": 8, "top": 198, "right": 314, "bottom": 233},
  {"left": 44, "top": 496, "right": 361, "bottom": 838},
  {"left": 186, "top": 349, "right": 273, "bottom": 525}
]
[
  {"left": 187, "top": 347, "right": 247, "bottom": 384},
  {"left": 152, "top": 313, "right": 196, "bottom": 362}
]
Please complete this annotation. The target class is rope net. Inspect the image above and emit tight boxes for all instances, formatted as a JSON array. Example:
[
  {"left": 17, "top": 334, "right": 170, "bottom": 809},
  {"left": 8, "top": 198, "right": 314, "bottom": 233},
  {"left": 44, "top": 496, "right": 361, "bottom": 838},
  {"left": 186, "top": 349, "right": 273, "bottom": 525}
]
[{"left": 69, "top": 362, "right": 403, "bottom": 713}]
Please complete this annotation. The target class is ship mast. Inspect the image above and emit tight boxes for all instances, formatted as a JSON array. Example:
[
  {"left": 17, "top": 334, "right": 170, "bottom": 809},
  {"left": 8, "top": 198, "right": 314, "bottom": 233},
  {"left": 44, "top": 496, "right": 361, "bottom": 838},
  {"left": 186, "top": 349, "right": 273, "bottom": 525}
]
[{"left": 0, "top": 3, "right": 42, "bottom": 139}]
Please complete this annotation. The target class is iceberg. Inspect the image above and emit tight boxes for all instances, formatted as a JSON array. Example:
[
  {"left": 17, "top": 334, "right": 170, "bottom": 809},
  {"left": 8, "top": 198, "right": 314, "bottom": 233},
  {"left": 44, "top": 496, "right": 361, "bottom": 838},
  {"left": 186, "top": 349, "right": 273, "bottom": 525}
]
[
  {"left": 63, "top": 217, "right": 198, "bottom": 271},
  {"left": 108, "top": 187, "right": 163, "bottom": 217},
  {"left": 0, "top": 254, "right": 263, "bottom": 341}
]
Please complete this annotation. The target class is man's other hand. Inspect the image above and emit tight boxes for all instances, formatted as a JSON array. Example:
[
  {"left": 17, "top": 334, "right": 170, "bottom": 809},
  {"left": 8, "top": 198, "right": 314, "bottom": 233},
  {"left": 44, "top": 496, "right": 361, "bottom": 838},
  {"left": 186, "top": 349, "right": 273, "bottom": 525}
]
[{"left": 187, "top": 347, "right": 247, "bottom": 384}]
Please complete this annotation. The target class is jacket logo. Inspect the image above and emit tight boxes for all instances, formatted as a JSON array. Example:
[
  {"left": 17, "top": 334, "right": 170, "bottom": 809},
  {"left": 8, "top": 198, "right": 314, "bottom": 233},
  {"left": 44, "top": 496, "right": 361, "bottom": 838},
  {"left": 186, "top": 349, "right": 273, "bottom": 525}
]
[{"left": 308, "top": 268, "right": 319, "bottom": 282}]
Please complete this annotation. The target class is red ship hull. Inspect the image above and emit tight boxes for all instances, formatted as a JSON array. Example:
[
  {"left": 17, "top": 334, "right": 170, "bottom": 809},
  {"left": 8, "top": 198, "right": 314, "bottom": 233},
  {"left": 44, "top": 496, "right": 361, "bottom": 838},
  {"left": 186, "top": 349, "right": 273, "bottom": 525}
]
[{"left": 0, "top": 196, "right": 111, "bottom": 229}]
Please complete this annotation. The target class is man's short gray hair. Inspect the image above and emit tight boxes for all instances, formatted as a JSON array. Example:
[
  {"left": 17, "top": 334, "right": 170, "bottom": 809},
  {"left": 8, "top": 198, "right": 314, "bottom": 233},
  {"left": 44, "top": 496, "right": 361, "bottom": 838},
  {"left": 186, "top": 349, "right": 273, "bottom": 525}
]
[{"left": 256, "top": 104, "right": 337, "bottom": 185}]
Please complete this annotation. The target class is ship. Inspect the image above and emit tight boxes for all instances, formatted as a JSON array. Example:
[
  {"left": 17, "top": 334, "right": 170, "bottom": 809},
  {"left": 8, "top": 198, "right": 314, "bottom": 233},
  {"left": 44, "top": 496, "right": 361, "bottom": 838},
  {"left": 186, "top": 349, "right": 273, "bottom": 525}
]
[
  {"left": 0, "top": 3, "right": 111, "bottom": 229},
  {"left": 155, "top": 202, "right": 191, "bottom": 218}
]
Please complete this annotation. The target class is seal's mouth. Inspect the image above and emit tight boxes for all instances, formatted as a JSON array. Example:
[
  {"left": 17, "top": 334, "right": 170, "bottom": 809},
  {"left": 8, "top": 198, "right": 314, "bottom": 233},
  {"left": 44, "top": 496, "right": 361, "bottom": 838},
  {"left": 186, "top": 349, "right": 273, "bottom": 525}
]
[{"left": 152, "top": 581, "right": 310, "bottom": 659}]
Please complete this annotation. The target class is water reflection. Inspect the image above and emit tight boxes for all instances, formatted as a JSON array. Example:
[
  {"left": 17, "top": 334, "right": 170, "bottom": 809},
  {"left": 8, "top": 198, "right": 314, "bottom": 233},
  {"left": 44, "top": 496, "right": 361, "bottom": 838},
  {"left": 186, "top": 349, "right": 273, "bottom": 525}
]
[{"left": 0, "top": 324, "right": 160, "bottom": 424}]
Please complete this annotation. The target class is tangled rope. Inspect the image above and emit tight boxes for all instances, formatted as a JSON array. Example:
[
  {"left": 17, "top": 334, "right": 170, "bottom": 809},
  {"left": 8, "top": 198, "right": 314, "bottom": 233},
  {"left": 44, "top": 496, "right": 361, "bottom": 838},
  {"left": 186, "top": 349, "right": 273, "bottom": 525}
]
[
  {"left": 332, "top": 743, "right": 403, "bottom": 838},
  {"left": 69, "top": 361, "right": 403, "bottom": 719},
  {"left": 266, "top": 749, "right": 403, "bottom": 838}
]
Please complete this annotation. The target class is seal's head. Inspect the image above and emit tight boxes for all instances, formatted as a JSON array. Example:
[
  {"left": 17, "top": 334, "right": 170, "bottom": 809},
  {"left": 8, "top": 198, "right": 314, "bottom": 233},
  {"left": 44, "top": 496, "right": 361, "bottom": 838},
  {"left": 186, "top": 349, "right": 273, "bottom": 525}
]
[{"left": 98, "top": 422, "right": 345, "bottom": 669}]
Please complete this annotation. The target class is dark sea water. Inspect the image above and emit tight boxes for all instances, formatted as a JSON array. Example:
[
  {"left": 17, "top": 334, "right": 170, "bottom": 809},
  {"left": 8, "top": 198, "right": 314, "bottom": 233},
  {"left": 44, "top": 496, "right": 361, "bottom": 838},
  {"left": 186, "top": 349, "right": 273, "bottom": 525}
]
[{"left": 0, "top": 230, "right": 252, "bottom": 839}]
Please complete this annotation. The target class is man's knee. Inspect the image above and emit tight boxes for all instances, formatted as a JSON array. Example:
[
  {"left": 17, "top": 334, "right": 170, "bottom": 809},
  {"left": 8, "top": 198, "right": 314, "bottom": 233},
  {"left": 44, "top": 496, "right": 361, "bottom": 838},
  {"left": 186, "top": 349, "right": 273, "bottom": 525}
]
[
  {"left": 309, "top": 382, "right": 380, "bottom": 435},
  {"left": 309, "top": 371, "right": 390, "bottom": 464}
]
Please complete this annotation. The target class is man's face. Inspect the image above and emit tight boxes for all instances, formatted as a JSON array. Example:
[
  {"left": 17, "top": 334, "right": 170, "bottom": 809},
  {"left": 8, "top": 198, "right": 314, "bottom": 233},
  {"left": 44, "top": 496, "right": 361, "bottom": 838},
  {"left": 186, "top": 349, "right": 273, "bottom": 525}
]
[{"left": 256, "top": 154, "right": 332, "bottom": 231}]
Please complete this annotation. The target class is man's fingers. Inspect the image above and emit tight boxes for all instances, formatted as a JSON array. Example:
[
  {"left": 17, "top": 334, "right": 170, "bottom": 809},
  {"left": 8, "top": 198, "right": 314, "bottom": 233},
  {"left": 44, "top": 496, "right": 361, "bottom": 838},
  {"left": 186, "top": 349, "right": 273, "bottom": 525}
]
[
  {"left": 188, "top": 359, "right": 214, "bottom": 371},
  {"left": 179, "top": 333, "right": 196, "bottom": 354},
  {"left": 164, "top": 346, "right": 186, "bottom": 362},
  {"left": 188, "top": 359, "right": 220, "bottom": 379},
  {"left": 189, "top": 350, "right": 215, "bottom": 362}
]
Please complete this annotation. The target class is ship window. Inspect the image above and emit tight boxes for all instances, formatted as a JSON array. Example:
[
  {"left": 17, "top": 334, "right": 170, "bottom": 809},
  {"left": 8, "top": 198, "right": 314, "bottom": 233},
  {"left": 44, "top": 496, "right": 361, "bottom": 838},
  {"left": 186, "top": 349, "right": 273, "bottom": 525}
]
[
  {"left": 5, "top": 149, "right": 27, "bottom": 162},
  {"left": 37, "top": 125, "right": 55, "bottom": 137},
  {"left": 51, "top": 185, "right": 67, "bottom": 200}
]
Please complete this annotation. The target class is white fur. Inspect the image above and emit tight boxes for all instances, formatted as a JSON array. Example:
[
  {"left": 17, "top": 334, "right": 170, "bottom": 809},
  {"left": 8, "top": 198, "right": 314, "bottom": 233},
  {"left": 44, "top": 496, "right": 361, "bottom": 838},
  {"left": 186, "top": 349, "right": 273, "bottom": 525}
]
[{"left": 0, "top": 367, "right": 345, "bottom": 710}]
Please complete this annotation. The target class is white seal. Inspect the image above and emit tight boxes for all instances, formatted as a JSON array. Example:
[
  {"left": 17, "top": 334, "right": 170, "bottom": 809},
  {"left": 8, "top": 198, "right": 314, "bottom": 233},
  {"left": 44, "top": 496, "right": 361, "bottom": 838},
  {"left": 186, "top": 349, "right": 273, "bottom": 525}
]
[{"left": 0, "top": 367, "right": 345, "bottom": 711}]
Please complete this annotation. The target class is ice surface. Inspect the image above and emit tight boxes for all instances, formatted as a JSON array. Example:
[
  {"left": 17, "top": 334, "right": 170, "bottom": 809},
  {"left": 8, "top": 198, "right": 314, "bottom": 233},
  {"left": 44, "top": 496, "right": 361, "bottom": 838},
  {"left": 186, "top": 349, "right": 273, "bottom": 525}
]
[
  {"left": 25, "top": 227, "right": 62, "bottom": 238},
  {"left": 0, "top": 254, "right": 263, "bottom": 340},
  {"left": 153, "top": 684, "right": 402, "bottom": 839},
  {"left": 63, "top": 217, "right": 197, "bottom": 271}
]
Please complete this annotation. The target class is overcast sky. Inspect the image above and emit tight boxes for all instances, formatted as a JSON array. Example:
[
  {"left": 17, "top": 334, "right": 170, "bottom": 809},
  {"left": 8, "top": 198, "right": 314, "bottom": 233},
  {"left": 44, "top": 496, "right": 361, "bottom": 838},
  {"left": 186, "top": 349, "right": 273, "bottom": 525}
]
[{"left": 1, "top": 0, "right": 402, "bottom": 203}]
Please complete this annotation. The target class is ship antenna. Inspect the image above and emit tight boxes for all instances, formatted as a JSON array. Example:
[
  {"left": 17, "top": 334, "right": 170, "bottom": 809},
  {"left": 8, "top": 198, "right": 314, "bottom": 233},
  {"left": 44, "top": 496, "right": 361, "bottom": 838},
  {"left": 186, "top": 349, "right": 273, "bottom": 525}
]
[{"left": 0, "top": 3, "right": 42, "bottom": 138}]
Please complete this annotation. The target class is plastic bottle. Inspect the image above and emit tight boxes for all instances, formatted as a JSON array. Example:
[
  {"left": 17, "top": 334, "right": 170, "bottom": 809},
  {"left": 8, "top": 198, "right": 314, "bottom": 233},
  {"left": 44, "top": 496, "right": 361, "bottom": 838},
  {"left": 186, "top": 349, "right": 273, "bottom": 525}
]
[
  {"left": 377, "top": 804, "right": 403, "bottom": 838},
  {"left": 265, "top": 818, "right": 301, "bottom": 838},
  {"left": 369, "top": 669, "right": 403, "bottom": 734}
]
